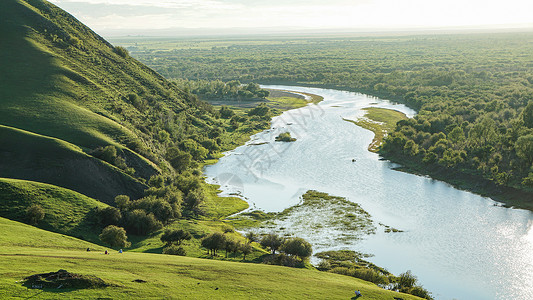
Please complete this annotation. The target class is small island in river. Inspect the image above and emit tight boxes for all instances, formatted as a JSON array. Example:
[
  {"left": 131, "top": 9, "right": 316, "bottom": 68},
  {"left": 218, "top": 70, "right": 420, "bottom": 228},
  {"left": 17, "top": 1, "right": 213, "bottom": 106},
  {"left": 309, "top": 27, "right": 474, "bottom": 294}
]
[{"left": 275, "top": 131, "right": 297, "bottom": 142}]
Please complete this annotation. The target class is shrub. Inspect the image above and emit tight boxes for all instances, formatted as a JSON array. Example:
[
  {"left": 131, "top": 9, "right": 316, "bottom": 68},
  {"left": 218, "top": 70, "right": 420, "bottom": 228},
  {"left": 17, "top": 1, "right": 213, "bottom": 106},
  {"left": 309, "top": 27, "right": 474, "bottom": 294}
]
[
  {"left": 160, "top": 229, "right": 192, "bottom": 246},
  {"left": 260, "top": 233, "right": 284, "bottom": 254},
  {"left": 275, "top": 132, "right": 296, "bottom": 142},
  {"left": 219, "top": 106, "right": 235, "bottom": 119},
  {"left": 166, "top": 148, "right": 192, "bottom": 173},
  {"left": 114, "top": 195, "right": 131, "bottom": 210},
  {"left": 123, "top": 209, "right": 162, "bottom": 235},
  {"left": 26, "top": 204, "right": 45, "bottom": 225},
  {"left": 201, "top": 232, "right": 226, "bottom": 256},
  {"left": 99, "top": 225, "right": 131, "bottom": 248},
  {"left": 163, "top": 245, "right": 186, "bottom": 256},
  {"left": 95, "top": 206, "right": 122, "bottom": 226},
  {"left": 183, "top": 188, "right": 205, "bottom": 215},
  {"left": 114, "top": 46, "right": 129, "bottom": 58},
  {"left": 280, "top": 237, "right": 312, "bottom": 261}
]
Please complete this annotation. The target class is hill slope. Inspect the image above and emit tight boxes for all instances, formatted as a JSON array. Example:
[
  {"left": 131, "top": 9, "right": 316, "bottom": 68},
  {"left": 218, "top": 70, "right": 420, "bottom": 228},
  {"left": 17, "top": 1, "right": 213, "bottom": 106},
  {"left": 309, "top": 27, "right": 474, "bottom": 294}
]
[
  {"left": 0, "top": 217, "right": 423, "bottom": 299},
  {"left": 0, "top": 0, "right": 219, "bottom": 202}
]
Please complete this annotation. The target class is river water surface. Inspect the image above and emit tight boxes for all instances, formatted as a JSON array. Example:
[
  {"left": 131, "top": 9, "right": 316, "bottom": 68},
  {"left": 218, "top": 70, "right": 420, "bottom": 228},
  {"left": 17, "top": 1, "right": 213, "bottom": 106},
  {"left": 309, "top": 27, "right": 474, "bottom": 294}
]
[{"left": 204, "top": 86, "right": 533, "bottom": 300}]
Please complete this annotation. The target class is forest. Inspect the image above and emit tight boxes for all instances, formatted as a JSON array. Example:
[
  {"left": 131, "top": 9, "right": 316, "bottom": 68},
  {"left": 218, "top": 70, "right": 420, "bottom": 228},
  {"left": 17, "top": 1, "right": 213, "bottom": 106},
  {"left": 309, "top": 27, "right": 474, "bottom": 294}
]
[{"left": 114, "top": 33, "right": 533, "bottom": 202}]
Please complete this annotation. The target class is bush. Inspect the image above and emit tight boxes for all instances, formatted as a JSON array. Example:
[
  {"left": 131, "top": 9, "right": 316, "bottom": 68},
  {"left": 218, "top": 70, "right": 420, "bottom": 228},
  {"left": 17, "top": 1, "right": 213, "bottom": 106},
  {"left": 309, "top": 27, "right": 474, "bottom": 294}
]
[
  {"left": 114, "top": 195, "right": 131, "bottom": 210},
  {"left": 275, "top": 132, "right": 296, "bottom": 142},
  {"left": 163, "top": 245, "right": 186, "bottom": 256},
  {"left": 166, "top": 148, "right": 192, "bottom": 173},
  {"left": 219, "top": 106, "right": 235, "bottom": 119},
  {"left": 99, "top": 225, "right": 131, "bottom": 248},
  {"left": 280, "top": 237, "right": 312, "bottom": 261},
  {"left": 160, "top": 229, "right": 192, "bottom": 246},
  {"left": 114, "top": 46, "right": 129, "bottom": 58},
  {"left": 94, "top": 206, "right": 122, "bottom": 227},
  {"left": 201, "top": 232, "right": 226, "bottom": 256},
  {"left": 123, "top": 209, "right": 162, "bottom": 235},
  {"left": 183, "top": 188, "right": 205, "bottom": 215},
  {"left": 260, "top": 233, "right": 284, "bottom": 254},
  {"left": 26, "top": 204, "right": 45, "bottom": 225}
]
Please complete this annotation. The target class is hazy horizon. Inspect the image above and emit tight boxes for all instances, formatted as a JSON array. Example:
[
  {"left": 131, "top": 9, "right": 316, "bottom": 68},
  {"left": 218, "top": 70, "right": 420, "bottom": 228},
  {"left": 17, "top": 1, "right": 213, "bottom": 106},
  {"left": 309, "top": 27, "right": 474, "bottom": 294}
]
[{"left": 49, "top": 0, "right": 533, "bottom": 38}]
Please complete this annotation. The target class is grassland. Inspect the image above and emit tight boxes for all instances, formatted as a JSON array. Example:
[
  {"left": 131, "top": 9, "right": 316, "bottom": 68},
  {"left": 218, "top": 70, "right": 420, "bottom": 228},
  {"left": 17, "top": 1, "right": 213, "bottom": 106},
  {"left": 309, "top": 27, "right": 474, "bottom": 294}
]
[
  {"left": 0, "top": 217, "right": 423, "bottom": 299},
  {"left": 344, "top": 108, "right": 408, "bottom": 152}
]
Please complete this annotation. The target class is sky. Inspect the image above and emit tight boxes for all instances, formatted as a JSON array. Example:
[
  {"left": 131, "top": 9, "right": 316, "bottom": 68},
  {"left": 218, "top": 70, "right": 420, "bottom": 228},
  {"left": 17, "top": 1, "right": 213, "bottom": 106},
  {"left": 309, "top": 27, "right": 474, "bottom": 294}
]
[{"left": 49, "top": 0, "right": 533, "bottom": 36}]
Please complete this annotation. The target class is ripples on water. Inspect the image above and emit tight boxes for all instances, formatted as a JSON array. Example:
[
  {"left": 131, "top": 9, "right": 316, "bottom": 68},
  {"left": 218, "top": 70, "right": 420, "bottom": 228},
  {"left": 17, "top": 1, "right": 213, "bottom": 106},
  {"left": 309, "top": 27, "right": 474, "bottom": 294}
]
[{"left": 205, "top": 85, "right": 533, "bottom": 300}]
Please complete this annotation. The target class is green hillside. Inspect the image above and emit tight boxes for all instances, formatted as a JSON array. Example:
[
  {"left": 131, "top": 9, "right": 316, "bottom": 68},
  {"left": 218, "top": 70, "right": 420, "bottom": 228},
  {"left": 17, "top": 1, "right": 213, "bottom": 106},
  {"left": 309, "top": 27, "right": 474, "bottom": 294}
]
[
  {"left": 0, "top": 178, "right": 109, "bottom": 242},
  {"left": 0, "top": 125, "right": 146, "bottom": 202},
  {"left": 0, "top": 217, "right": 423, "bottom": 299},
  {"left": 0, "top": 0, "right": 214, "bottom": 202}
]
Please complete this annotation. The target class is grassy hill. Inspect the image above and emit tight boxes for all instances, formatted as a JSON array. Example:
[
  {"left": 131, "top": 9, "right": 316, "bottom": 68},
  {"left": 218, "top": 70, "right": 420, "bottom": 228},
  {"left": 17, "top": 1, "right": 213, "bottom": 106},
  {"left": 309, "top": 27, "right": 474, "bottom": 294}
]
[
  {"left": 0, "top": 125, "right": 146, "bottom": 202},
  {"left": 0, "top": 177, "right": 109, "bottom": 242},
  {"left": 0, "top": 0, "right": 213, "bottom": 202},
  {"left": 0, "top": 217, "right": 423, "bottom": 299}
]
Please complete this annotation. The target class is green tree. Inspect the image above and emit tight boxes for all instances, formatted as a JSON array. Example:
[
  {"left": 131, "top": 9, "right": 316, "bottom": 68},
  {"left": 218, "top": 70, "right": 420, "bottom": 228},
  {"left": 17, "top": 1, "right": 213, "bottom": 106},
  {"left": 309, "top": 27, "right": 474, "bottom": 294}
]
[
  {"left": 515, "top": 134, "right": 533, "bottom": 165},
  {"left": 114, "top": 195, "right": 131, "bottom": 210},
  {"left": 99, "top": 225, "right": 131, "bottom": 248},
  {"left": 201, "top": 232, "right": 226, "bottom": 256},
  {"left": 95, "top": 206, "right": 122, "bottom": 226},
  {"left": 240, "top": 242, "right": 253, "bottom": 260},
  {"left": 280, "top": 237, "right": 313, "bottom": 261},
  {"left": 160, "top": 229, "right": 192, "bottom": 246},
  {"left": 166, "top": 147, "right": 192, "bottom": 172},
  {"left": 114, "top": 46, "right": 129, "bottom": 58},
  {"left": 522, "top": 101, "right": 533, "bottom": 128},
  {"left": 245, "top": 231, "right": 258, "bottom": 243},
  {"left": 26, "top": 204, "right": 45, "bottom": 225},
  {"left": 260, "top": 233, "right": 284, "bottom": 254},
  {"left": 184, "top": 188, "right": 205, "bottom": 215},
  {"left": 163, "top": 245, "right": 186, "bottom": 256}
]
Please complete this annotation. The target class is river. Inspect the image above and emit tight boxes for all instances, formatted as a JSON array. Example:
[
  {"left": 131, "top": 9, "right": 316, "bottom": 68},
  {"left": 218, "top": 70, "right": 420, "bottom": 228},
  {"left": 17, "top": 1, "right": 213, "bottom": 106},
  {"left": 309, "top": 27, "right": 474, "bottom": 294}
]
[{"left": 204, "top": 85, "right": 533, "bottom": 300}]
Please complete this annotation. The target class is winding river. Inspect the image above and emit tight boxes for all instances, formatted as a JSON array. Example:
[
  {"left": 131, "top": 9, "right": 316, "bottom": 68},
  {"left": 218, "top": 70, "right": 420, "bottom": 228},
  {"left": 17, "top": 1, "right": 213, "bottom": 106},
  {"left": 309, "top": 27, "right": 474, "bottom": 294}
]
[{"left": 205, "top": 85, "right": 533, "bottom": 300}]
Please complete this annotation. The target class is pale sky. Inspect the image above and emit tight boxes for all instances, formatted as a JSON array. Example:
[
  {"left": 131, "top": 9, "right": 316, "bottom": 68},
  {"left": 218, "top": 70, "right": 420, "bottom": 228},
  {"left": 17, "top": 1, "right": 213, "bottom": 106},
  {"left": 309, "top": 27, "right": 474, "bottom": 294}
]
[{"left": 49, "top": 0, "right": 533, "bottom": 35}]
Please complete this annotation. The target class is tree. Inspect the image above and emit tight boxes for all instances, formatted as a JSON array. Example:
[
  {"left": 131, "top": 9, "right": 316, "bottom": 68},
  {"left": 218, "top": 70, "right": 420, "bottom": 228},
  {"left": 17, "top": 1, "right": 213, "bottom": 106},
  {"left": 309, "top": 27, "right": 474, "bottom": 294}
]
[
  {"left": 184, "top": 188, "right": 205, "bottom": 215},
  {"left": 26, "top": 204, "right": 44, "bottom": 225},
  {"left": 515, "top": 134, "right": 533, "bottom": 165},
  {"left": 241, "top": 242, "right": 253, "bottom": 260},
  {"left": 245, "top": 231, "right": 258, "bottom": 243},
  {"left": 95, "top": 206, "right": 122, "bottom": 226},
  {"left": 160, "top": 229, "right": 192, "bottom": 246},
  {"left": 223, "top": 238, "right": 238, "bottom": 258},
  {"left": 166, "top": 147, "right": 192, "bottom": 173},
  {"left": 123, "top": 209, "right": 162, "bottom": 235},
  {"left": 219, "top": 106, "right": 234, "bottom": 119},
  {"left": 99, "top": 225, "right": 131, "bottom": 248},
  {"left": 396, "top": 270, "right": 417, "bottom": 291},
  {"left": 280, "top": 237, "right": 312, "bottom": 261},
  {"left": 522, "top": 101, "right": 533, "bottom": 128},
  {"left": 114, "top": 195, "right": 131, "bottom": 210},
  {"left": 163, "top": 245, "right": 186, "bottom": 256},
  {"left": 114, "top": 46, "right": 129, "bottom": 58},
  {"left": 260, "top": 233, "right": 284, "bottom": 254},
  {"left": 201, "top": 232, "right": 226, "bottom": 256}
]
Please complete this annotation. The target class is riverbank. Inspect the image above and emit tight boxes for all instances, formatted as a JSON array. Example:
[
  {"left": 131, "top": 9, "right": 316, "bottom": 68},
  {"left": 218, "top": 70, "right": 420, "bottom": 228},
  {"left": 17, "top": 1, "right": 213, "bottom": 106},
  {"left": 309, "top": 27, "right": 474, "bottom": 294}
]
[
  {"left": 344, "top": 106, "right": 533, "bottom": 211},
  {"left": 343, "top": 107, "right": 408, "bottom": 152},
  {"left": 382, "top": 152, "right": 533, "bottom": 211}
]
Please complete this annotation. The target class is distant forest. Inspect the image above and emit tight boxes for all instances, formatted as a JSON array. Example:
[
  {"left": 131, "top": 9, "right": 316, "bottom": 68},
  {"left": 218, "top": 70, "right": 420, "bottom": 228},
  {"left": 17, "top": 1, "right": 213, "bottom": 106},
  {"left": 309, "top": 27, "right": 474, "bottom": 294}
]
[
  {"left": 118, "top": 33, "right": 533, "bottom": 196},
  {"left": 172, "top": 79, "right": 269, "bottom": 100}
]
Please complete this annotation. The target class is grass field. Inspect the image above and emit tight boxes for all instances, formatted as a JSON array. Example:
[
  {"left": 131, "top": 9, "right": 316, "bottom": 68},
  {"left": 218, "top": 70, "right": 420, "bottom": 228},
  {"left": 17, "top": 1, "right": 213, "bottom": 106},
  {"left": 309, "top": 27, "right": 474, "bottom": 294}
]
[
  {"left": 344, "top": 107, "right": 408, "bottom": 152},
  {"left": 0, "top": 217, "right": 423, "bottom": 299}
]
